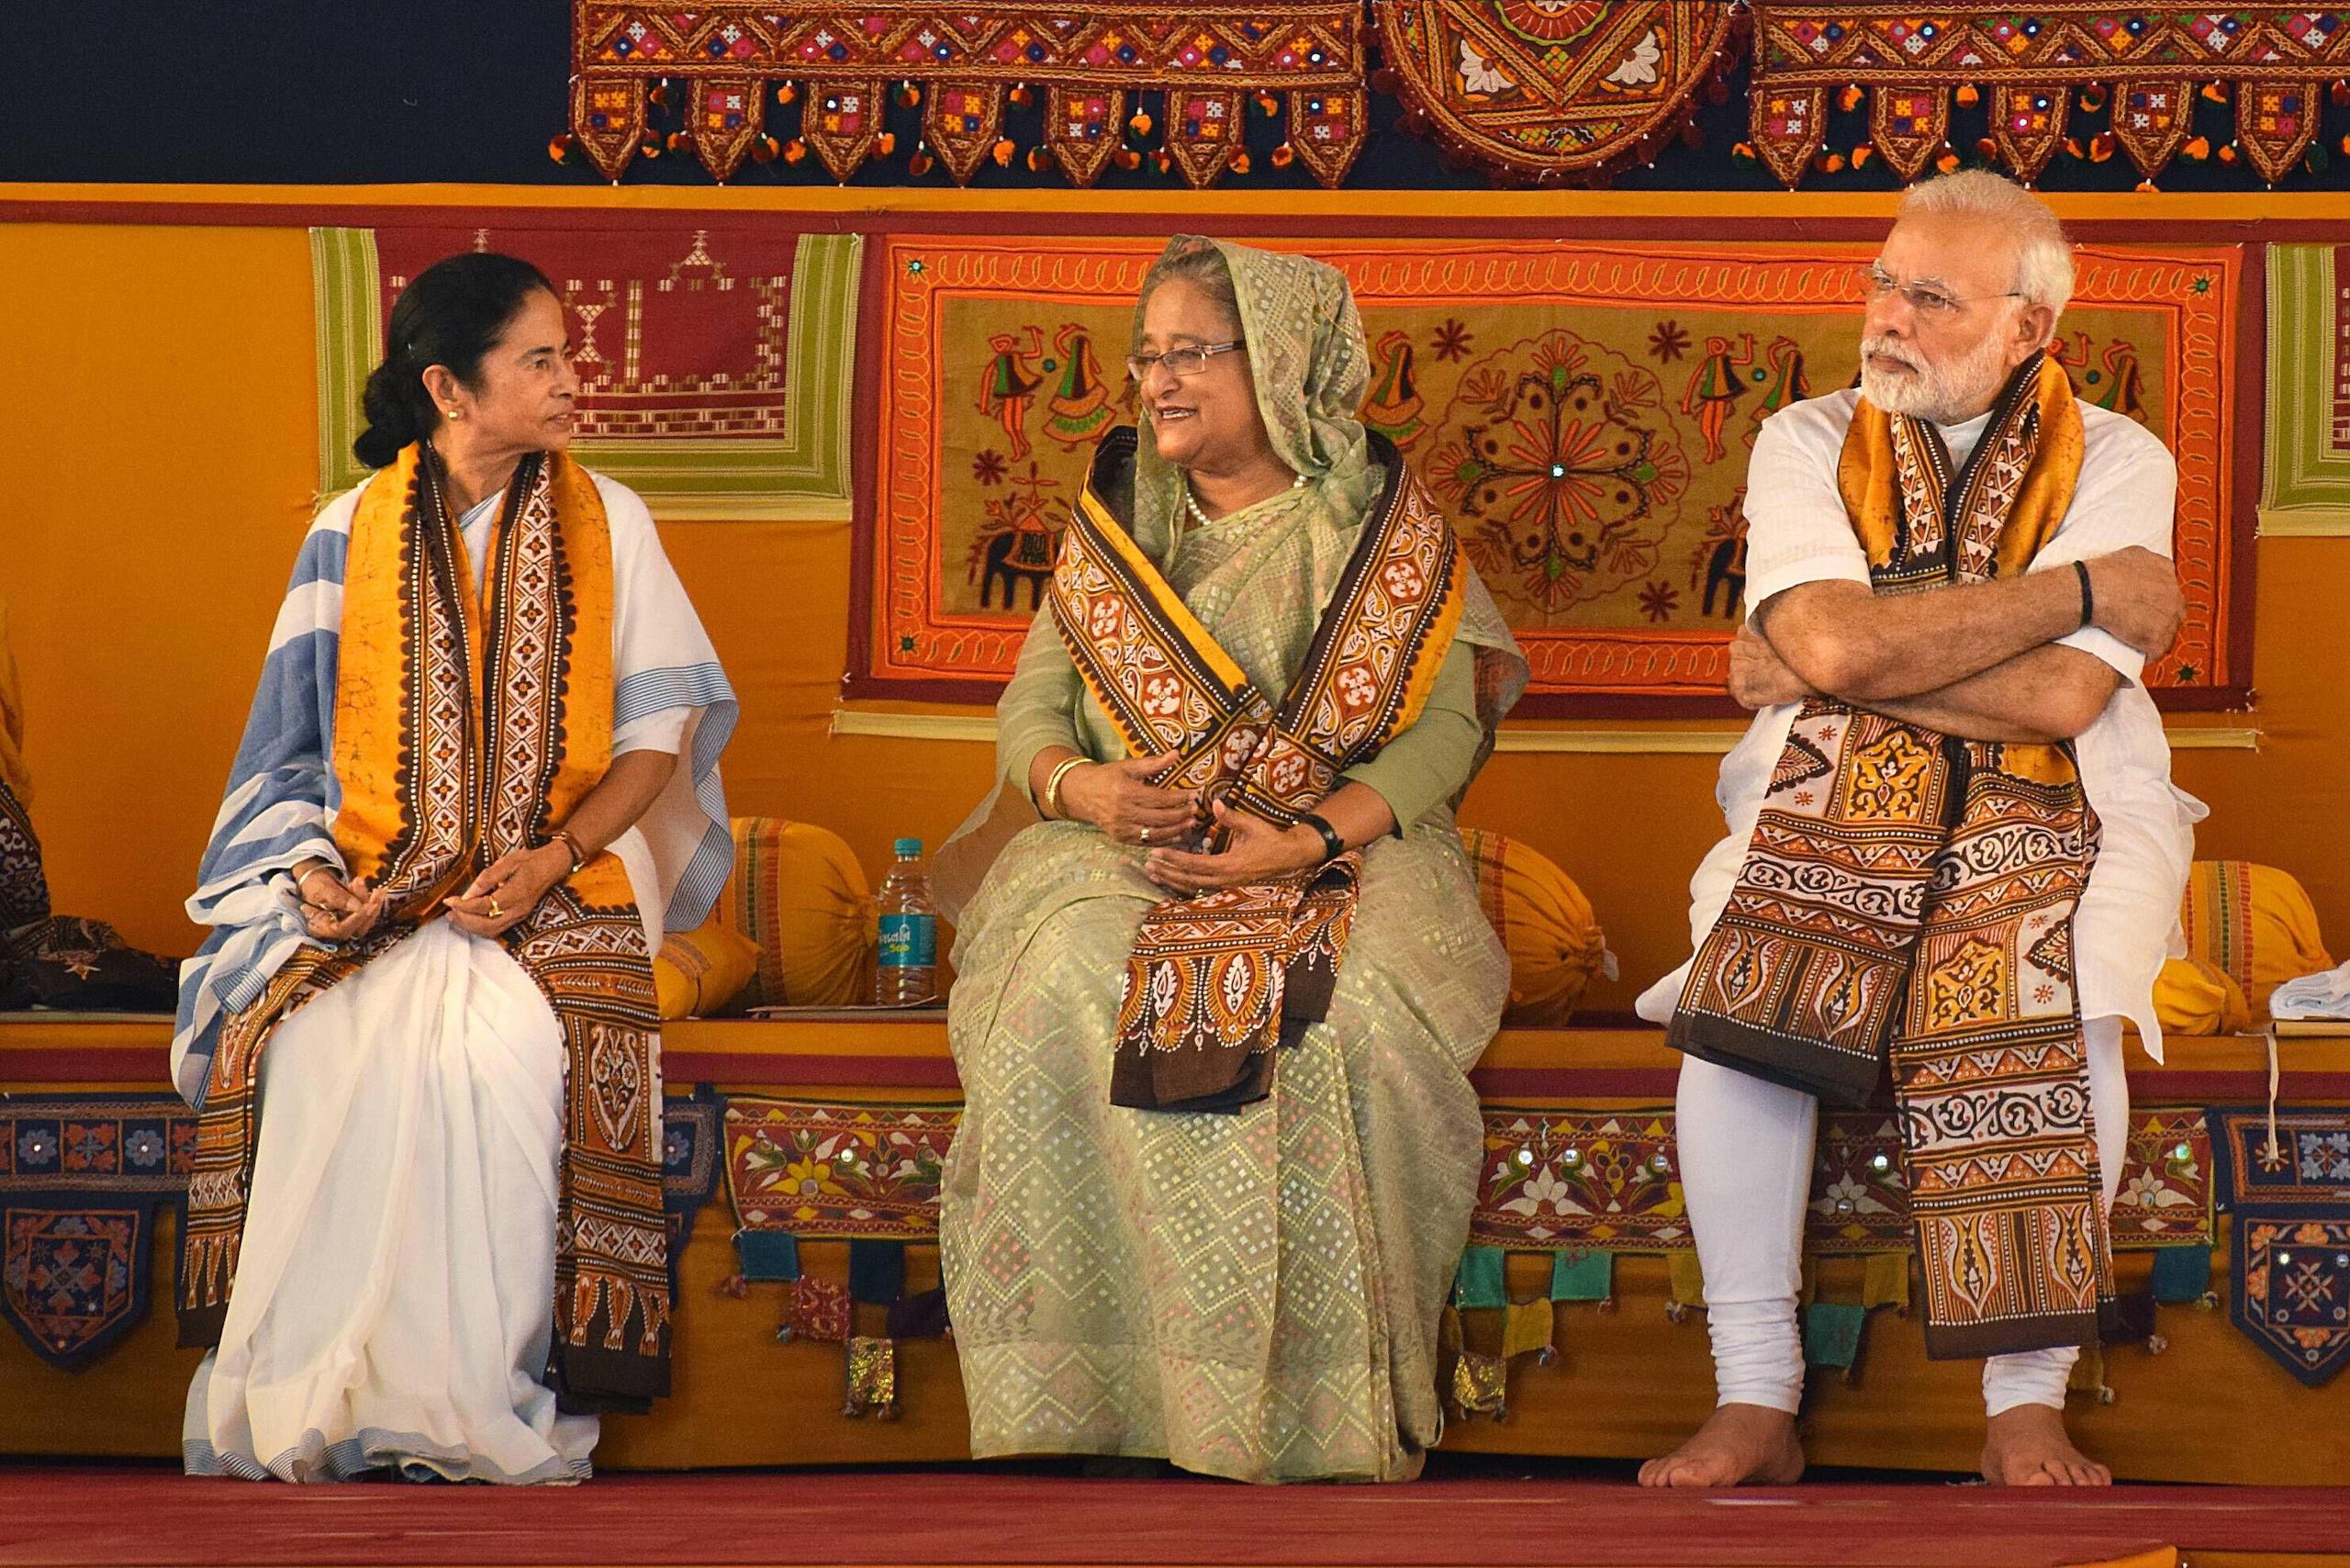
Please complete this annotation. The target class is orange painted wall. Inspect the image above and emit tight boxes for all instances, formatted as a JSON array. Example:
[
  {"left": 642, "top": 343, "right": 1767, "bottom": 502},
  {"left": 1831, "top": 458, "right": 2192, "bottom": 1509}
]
[{"left": 1, "top": 216, "right": 2344, "bottom": 1010}]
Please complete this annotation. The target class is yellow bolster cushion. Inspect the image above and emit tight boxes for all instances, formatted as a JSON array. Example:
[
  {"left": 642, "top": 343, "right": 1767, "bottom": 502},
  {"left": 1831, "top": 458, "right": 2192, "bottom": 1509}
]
[
  {"left": 653, "top": 919, "right": 760, "bottom": 1022},
  {"left": 2151, "top": 954, "right": 2254, "bottom": 1038},
  {"left": 721, "top": 817, "right": 877, "bottom": 1009},
  {"left": 2178, "top": 860, "right": 2334, "bottom": 1024},
  {"left": 1458, "top": 828, "right": 1614, "bottom": 1027}
]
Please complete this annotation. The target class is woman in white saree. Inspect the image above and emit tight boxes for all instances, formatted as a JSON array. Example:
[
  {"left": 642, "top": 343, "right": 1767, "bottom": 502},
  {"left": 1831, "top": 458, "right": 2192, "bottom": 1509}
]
[{"left": 173, "top": 253, "right": 735, "bottom": 1483}]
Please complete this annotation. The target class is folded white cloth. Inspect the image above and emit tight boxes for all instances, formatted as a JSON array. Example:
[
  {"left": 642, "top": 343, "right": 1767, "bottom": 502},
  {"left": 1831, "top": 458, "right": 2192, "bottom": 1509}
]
[{"left": 2270, "top": 961, "right": 2350, "bottom": 1021}]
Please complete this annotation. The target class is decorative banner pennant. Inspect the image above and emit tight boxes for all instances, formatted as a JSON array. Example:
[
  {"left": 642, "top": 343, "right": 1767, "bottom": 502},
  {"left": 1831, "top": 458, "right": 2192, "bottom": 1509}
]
[
  {"left": 569, "top": 3, "right": 1367, "bottom": 188},
  {"left": 1750, "top": 6, "right": 2350, "bottom": 186},
  {"left": 1375, "top": 2, "right": 1742, "bottom": 185},
  {"left": 2210, "top": 1107, "right": 2350, "bottom": 1387},
  {"left": 0, "top": 1095, "right": 192, "bottom": 1372},
  {"left": 854, "top": 228, "right": 2249, "bottom": 715}
]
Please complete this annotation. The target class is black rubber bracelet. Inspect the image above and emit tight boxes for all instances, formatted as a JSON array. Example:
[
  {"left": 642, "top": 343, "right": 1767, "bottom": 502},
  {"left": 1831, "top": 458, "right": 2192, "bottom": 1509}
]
[
  {"left": 1298, "top": 812, "right": 1347, "bottom": 865},
  {"left": 2074, "top": 559, "right": 2094, "bottom": 630}
]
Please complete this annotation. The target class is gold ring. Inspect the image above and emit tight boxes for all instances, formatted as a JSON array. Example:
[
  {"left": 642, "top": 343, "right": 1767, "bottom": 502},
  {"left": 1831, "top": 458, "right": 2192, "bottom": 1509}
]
[
  {"left": 1140, "top": 826, "right": 1152, "bottom": 846},
  {"left": 489, "top": 897, "right": 504, "bottom": 918}
]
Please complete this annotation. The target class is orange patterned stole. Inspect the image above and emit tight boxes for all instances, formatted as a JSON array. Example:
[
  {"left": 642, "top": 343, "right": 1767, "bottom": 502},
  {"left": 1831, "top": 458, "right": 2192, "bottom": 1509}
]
[
  {"left": 1052, "top": 429, "right": 1464, "bottom": 1114},
  {"left": 179, "top": 442, "right": 673, "bottom": 1411},
  {"left": 1668, "top": 355, "right": 2119, "bottom": 1357}
]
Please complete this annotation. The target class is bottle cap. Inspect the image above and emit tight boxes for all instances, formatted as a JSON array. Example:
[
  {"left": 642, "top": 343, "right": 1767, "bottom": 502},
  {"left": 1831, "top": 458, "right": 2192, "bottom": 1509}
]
[{"left": 893, "top": 837, "right": 923, "bottom": 857}]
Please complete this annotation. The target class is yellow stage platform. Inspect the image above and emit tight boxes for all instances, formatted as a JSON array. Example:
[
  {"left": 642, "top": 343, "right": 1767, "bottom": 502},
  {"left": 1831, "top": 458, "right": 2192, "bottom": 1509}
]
[{"left": 3, "top": 1015, "right": 2344, "bottom": 1484}]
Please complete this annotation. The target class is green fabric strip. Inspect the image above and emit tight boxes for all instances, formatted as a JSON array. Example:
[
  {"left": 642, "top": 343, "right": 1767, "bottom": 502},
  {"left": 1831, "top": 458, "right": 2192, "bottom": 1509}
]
[
  {"left": 1550, "top": 1249, "right": 1614, "bottom": 1302},
  {"left": 1803, "top": 1301, "right": 1866, "bottom": 1371},
  {"left": 733, "top": 1228, "right": 800, "bottom": 1282},
  {"left": 2150, "top": 1243, "right": 2213, "bottom": 1304},
  {"left": 1453, "top": 1245, "right": 1507, "bottom": 1310}
]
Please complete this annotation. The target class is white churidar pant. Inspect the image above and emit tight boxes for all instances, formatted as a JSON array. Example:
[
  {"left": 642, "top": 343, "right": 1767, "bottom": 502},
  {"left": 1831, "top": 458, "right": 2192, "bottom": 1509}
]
[{"left": 1677, "top": 1014, "right": 2129, "bottom": 1418}]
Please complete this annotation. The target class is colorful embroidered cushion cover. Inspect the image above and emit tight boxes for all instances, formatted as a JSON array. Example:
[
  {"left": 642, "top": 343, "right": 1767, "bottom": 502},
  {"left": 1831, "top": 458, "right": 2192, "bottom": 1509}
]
[{"left": 1668, "top": 353, "right": 2117, "bottom": 1359}]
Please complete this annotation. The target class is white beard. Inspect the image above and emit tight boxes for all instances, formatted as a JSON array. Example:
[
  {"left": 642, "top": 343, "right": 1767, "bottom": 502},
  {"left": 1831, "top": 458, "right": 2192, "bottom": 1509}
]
[{"left": 1858, "top": 326, "right": 2020, "bottom": 426}]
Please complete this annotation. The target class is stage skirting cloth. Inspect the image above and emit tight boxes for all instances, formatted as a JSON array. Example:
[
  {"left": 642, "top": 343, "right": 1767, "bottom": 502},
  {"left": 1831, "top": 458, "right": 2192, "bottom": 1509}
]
[{"left": 3, "top": 1017, "right": 2344, "bottom": 1484}]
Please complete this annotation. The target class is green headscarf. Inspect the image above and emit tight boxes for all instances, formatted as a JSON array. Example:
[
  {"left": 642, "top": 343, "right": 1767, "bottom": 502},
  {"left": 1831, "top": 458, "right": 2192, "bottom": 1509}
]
[{"left": 1131, "top": 236, "right": 1384, "bottom": 555}]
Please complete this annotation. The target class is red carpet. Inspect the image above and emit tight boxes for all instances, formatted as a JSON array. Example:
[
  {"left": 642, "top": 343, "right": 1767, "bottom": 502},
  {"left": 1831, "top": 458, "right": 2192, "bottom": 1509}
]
[{"left": 0, "top": 1466, "right": 2345, "bottom": 1567}]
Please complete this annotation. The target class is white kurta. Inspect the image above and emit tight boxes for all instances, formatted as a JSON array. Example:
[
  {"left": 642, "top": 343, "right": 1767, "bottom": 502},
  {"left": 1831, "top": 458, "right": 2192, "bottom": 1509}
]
[
  {"left": 1636, "top": 388, "right": 2206, "bottom": 1058},
  {"left": 185, "top": 471, "right": 722, "bottom": 1484}
]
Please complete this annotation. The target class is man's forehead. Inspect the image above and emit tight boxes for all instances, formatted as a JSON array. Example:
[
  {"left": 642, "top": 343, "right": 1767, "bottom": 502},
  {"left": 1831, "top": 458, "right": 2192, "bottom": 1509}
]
[{"left": 1879, "top": 214, "right": 2020, "bottom": 287}]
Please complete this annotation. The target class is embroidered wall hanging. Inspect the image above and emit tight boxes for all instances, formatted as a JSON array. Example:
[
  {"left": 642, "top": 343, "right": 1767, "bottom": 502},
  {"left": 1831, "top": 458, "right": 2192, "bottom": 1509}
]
[
  {"left": 2263, "top": 243, "right": 2350, "bottom": 531},
  {"left": 311, "top": 222, "right": 860, "bottom": 520},
  {"left": 663, "top": 1089, "right": 727, "bottom": 1287},
  {"left": 1469, "top": 1103, "right": 2211, "bottom": 1257},
  {"left": 568, "top": 3, "right": 1367, "bottom": 188},
  {"left": 2210, "top": 1106, "right": 2350, "bottom": 1387},
  {"left": 849, "top": 228, "right": 2249, "bottom": 715},
  {"left": 1750, "top": 6, "right": 2350, "bottom": 187},
  {"left": 0, "top": 1095, "right": 193, "bottom": 1372},
  {"left": 1376, "top": 2, "right": 1743, "bottom": 185},
  {"left": 723, "top": 1097, "right": 959, "bottom": 1239}
]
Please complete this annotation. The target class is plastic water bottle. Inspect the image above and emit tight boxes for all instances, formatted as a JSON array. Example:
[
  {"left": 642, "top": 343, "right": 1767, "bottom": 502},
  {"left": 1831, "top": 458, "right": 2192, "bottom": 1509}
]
[{"left": 874, "top": 838, "right": 939, "bottom": 1006}]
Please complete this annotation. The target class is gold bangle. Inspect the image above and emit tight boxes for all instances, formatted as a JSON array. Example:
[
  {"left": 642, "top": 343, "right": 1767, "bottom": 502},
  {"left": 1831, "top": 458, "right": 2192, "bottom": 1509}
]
[
  {"left": 549, "top": 829, "right": 588, "bottom": 874},
  {"left": 1042, "top": 756, "right": 1089, "bottom": 820}
]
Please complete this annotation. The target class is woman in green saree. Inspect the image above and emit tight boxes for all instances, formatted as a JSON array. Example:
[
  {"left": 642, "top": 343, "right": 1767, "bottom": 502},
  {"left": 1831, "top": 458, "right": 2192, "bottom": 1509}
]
[{"left": 935, "top": 237, "right": 1526, "bottom": 1483}]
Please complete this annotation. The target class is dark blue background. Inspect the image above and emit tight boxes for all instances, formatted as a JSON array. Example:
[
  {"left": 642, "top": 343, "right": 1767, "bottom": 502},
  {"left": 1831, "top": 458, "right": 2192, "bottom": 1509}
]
[{"left": 9, "top": 4, "right": 2349, "bottom": 192}]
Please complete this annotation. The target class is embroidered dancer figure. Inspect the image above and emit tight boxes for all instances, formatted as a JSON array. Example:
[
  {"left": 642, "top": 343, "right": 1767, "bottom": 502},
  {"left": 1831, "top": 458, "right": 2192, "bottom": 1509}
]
[
  {"left": 1679, "top": 330, "right": 1756, "bottom": 463},
  {"left": 978, "top": 326, "right": 1047, "bottom": 461},
  {"left": 1635, "top": 172, "right": 2199, "bottom": 1491}
]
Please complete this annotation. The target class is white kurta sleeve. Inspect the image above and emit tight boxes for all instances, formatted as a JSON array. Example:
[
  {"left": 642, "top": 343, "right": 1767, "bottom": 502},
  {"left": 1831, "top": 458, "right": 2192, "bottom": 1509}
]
[
  {"left": 1740, "top": 397, "right": 1875, "bottom": 614},
  {"left": 2014, "top": 412, "right": 2179, "bottom": 686}
]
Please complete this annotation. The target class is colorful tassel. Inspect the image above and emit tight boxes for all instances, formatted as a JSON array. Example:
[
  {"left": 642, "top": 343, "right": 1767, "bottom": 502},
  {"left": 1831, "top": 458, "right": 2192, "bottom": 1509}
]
[
  {"left": 1450, "top": 1350, "right": 1508, "bottom": 1418},
  {"left": 1501, "top": 1299, "right": 1556, "bottom": 1364},
  {"left": 1861, "top": 1252, "right": 1910, "bottom": 1314},
  {"left": 546, "top": 134, "right": 573, "bottom": 164},
  {"left": 843, "top": 1336, "right": 898, "bottom": 1418},
  {"left": 895, "top": 83, "right": 922, "bottom": 108},
  {"left": 1128, "top": 110, "right": 1154, "bottom": 138},
  {"left": 776, "top": 83, "right": 798, "bottom": 106},
  {"left": 1955, "top": 83, "right": 1981, "bottom": 108},
  {"left": 1665, "top": 1251, "right": 1706, "bottom": 1312}
]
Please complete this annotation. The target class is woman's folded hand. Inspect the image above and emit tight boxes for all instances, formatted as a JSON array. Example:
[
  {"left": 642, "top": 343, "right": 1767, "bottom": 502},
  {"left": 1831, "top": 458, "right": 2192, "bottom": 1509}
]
[
  {"left": 1144, "top": 799, "right": 1322, "bottom": 898},
  {"left": 1059, "top": 752, "right": 1198, "bottom": 846}
]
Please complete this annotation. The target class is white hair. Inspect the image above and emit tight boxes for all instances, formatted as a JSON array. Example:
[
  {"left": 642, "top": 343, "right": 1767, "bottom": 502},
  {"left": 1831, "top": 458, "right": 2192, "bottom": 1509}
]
[{"left": 1897, "top": 168, "right": 2075, "bottom": 319}]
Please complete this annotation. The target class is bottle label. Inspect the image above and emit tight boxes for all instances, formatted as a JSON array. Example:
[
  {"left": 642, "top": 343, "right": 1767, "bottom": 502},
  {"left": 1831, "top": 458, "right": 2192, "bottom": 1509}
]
[{"left": 878, "top": 913, "right": 936, "bottom": 969}]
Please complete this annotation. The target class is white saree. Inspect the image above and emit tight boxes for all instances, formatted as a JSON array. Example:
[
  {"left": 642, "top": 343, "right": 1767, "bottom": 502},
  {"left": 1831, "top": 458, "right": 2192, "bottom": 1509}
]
[{"left": 182, "top": 472, "right": 732, "bottom": 1483}]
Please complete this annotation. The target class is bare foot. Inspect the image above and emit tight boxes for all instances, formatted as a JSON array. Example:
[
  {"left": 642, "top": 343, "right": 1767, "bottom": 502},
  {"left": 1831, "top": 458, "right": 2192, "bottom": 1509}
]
[
  {"left": 1638, "top": 1403, "right": 1806, "bottom": 1488},
  {"left": 1980, "top": 1404, "right": 2112, "bottom": 1486}
]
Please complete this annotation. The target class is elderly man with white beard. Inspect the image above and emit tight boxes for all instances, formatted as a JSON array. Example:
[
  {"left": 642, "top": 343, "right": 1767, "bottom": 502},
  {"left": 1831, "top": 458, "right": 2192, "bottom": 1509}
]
[{"left": 1634, "top": 170, "right": 2201, "bottom": 1489}]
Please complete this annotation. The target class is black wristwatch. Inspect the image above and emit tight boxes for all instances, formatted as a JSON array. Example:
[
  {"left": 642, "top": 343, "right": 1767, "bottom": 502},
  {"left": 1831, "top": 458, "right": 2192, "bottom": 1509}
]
[{"left": 1298, "top": 812, "right": 1347, "bottom": 864}]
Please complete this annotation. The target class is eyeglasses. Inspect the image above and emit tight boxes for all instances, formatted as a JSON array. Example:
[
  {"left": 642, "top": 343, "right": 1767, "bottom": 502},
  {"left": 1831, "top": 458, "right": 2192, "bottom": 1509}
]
[
  {"left": 1126, "top": 341, "right": 1245, "bottom": 381},
  {"left": 1861, "top": 263, "right": 2023, "bottom": 318}
]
